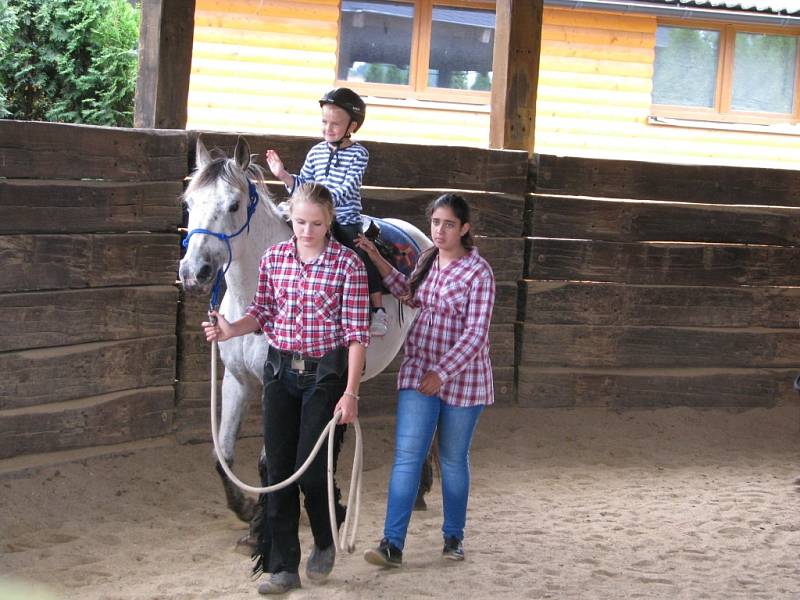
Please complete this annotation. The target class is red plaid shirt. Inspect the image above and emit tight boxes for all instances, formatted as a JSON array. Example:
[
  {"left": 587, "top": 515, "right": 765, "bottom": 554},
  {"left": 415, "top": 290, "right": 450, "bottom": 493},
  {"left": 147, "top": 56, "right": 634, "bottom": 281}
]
[
  {"left": 245, "top": 237, "right": 370, "bottom": 357},
  {"left": 384, "top": 247, "right": 495, "bottom": 407}
]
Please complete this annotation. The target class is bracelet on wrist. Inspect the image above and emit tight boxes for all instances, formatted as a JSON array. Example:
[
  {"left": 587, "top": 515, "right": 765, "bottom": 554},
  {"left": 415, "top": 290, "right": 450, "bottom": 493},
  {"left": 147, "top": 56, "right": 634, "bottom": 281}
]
[{"left": 343, "top": 391, "right": 359, "bottom": 401}]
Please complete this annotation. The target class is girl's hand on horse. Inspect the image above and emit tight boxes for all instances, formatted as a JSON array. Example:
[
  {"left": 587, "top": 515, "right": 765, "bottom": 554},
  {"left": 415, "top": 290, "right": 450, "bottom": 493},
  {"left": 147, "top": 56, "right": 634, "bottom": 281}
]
[
  {"left": 202, "top": 310, "right": 232, "bottom": 343},
  {"left": 418, "top": 371, "right": 443, "bottom": 396},
  {"left": 354, "top": 234, "right": 380, "bottom": 260},
  {"left": 335, "top": 391, "right": 359, "bottom": 424}
]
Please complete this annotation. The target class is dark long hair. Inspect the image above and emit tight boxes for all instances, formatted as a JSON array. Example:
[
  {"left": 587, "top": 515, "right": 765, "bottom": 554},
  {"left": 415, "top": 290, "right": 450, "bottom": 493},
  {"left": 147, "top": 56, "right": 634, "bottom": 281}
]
[{"left": 407, "top": 193, "right": 474, "bottom": 298}]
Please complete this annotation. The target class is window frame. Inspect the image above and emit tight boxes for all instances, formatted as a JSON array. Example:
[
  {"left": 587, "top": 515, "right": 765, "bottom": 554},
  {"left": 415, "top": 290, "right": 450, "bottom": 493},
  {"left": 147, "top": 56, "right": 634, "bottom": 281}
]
[
  {"left": 335, "top": 0, "right": 496, "bottom": 105},
  {"left": 651, "top": 19, "right": 800, "bottom": 125}
]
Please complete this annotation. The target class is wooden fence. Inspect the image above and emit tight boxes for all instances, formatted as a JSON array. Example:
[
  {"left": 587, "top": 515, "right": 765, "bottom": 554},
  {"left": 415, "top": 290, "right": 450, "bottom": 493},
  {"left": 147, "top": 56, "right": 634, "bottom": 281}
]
[
  {"left": 0, "top": 122, "right": 185, "bottom": 461},
  {"left": 2, "top": 120, "right": 798, "bottom": 464},
  {"left": 519, "top": 155, "right": 800, "bottom": 408}
]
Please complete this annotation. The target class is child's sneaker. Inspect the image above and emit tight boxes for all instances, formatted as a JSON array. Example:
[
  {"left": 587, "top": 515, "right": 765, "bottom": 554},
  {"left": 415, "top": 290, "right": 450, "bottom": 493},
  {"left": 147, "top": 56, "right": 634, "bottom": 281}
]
[{"left": 370, "top": 308, "right": 388, "bottom": 336}]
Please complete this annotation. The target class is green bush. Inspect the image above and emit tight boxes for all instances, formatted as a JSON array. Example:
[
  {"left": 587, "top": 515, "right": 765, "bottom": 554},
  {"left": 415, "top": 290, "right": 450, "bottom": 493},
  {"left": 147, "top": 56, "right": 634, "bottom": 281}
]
[{"left": 0, "top": 0, "right": 140, "bottom": 126}]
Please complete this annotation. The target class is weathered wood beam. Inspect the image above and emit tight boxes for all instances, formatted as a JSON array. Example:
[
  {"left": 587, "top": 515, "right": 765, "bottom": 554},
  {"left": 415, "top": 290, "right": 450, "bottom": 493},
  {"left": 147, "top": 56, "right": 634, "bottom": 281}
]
[
  {"left": 489, "top": 0, "right": 543, "bottom": 152},
  {"left": 134, "top": 0, "right": 196, "bottom": 129}
]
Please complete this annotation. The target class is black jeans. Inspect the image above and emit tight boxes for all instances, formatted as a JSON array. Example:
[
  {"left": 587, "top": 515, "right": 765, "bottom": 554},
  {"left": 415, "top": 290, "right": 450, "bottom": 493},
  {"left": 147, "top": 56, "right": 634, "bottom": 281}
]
[
  {"left": 260, "top": 358, "right": 347, "bottom": 574},
  {"left": 332, "top": 220, "right": 382, "bottom": 295}
]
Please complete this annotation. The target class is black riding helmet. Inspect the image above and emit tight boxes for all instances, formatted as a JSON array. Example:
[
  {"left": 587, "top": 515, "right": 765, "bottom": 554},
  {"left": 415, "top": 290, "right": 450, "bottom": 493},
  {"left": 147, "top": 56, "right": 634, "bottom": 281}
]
[{"left": 319, "top": 88, "right": 366, "bottom": 133}]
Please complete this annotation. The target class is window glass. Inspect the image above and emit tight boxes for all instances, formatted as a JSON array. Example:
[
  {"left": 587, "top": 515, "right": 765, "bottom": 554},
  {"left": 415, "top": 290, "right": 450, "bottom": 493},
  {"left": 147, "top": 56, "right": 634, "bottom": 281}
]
[
  {"left": 428, "top": 5, "right": 495, "bottom": 90},
  {"left": 731, "top": 32, "right": 797, "bottom": 114},
  {"left": 652, "top": 26, "right": 720, "bottom": 107},
  {"left": 338, "top": 0, "right": 414, "bottom": 85}
]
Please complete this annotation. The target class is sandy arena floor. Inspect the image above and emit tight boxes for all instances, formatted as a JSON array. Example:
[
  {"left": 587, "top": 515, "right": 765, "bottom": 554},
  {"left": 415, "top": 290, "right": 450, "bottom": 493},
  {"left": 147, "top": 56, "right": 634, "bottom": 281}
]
[{"left": 1, "top": 405, "right": 799, "bottom": 600}]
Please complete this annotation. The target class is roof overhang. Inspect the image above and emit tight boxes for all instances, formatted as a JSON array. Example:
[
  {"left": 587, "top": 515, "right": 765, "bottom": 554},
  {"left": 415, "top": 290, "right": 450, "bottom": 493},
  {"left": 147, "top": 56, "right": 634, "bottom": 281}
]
[{"left": 545, "top": 0, "right": 800, "bottom": 25}]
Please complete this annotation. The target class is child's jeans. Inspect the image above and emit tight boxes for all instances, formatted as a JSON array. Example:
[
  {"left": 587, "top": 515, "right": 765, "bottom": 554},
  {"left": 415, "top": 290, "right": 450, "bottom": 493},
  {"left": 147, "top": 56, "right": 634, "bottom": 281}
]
[
  {"left": 332, "top": 220, "right": 382, "bottom": 295},
  {"left": 382, "top": 388, "right": 484, "bottom": 550}
]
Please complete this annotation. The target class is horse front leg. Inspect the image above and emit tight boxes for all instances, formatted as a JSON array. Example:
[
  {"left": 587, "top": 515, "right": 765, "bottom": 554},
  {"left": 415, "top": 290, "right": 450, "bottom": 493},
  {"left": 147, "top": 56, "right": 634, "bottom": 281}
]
[{"left": 215, "top": 370, "right": 258, "bottom": 523}]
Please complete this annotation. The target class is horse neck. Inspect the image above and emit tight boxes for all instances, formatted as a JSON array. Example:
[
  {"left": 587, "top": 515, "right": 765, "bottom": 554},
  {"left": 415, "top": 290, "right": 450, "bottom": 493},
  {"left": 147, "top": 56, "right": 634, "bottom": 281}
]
[{"left": 224, "top": 203, "right": 290, "bottom": 310}]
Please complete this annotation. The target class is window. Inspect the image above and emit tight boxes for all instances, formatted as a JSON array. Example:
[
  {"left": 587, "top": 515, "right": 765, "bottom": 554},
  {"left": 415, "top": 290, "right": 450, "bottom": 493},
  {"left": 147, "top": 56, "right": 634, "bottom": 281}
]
[
  {"left": 652, "top": 22, "right": 800, "bottom": 124},
  {"left": 337, "top": 0, "right": 496, "bottom": 102}
]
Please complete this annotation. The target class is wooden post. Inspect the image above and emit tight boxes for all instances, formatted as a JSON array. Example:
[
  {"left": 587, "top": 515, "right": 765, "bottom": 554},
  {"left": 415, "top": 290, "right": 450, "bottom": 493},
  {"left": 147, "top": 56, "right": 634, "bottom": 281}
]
[
  {"left": 134, "top": 0, "right": 196, "bottom": 129},
  {"left": 489, "top": 0, "right": 543, "bottom": 153}
]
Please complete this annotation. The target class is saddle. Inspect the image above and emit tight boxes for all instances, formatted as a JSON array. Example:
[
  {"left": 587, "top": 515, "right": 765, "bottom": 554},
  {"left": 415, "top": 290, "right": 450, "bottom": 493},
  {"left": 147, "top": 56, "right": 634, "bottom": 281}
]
[{"left": 361, "top": 217, "right": 422, "bottom": 278}]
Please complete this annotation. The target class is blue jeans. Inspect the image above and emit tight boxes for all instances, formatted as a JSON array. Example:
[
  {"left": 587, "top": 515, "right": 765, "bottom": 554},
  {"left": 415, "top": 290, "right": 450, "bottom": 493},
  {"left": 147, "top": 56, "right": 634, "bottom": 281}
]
[{"left": 383, "top": 389, "right": 484, "bottom": 550}]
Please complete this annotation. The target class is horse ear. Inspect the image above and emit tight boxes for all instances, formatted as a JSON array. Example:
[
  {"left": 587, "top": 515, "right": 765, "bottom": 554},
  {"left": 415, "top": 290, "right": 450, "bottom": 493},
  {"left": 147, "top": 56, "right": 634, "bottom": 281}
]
[
  {"left": 234, "top": 136, "right": 251, "bottom": 170},
  {"left": 196, "top": 136, "right": 212, "bottom": 170}
]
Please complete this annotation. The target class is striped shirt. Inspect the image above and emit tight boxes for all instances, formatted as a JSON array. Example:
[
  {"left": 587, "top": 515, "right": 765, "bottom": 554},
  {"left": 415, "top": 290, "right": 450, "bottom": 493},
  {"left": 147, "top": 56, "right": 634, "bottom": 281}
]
[
  {"left": 290, "top": 141, "right": 369, "bottom": 226},
  {"left": 245, "top": 237, "right": 370, "bottom": 358},
  {"left": 384, "top": 247, "right": 495, "bottom": 407}
]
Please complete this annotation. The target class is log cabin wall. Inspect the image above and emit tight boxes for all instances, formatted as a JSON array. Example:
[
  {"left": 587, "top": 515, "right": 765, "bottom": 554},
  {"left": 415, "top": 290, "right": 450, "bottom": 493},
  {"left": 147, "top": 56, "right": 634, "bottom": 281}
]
[
  {"left": 186, "top": 3, "right": 800, "bottom": 169},
  {"left": 0, "top": 121, "right": 185, "bottom": 463},
  {"left": 520, "top": 154, "right": 800, "bottom": 408},
  {"left": 175, "top": 131, "right": 528, "bottom": 442}
]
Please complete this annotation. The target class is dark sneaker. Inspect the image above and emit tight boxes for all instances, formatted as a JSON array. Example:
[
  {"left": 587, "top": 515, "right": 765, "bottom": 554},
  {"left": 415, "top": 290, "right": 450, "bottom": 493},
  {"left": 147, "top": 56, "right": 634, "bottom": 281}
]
[
  {"left": 363, "top": 538, "right": 402, "bottom": 568},
  {"left": 257, "top": 571, "right": 301, "bottom": 595},
  {"left": 306, "top": 543, "right": 336, "bottom": 582},
  {"left": 442, "top": 536, "right": 464, "bottom": 561}
]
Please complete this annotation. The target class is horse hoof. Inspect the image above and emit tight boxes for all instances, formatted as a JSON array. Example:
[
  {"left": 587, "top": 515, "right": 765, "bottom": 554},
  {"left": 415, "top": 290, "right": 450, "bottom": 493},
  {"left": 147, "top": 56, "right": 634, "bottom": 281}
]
[
  {"left": 236, "top": 496, "right": 257, "bottom": 523},
  {"left": 235, "top": 533, "right": 257, "bottom": 556}
]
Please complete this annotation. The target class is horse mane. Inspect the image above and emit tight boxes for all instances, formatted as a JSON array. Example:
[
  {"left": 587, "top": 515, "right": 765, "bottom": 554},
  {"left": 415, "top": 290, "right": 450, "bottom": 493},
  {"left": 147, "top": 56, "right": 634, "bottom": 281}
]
[{"left": 183, "top": 150, "right": 287, "bottom": 226}]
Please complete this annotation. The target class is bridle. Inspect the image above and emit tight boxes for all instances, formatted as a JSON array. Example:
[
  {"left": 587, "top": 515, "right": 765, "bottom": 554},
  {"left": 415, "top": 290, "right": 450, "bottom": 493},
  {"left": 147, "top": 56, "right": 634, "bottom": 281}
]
[{"left": 182, "top": 180, "right": 260, "bottom": 311}]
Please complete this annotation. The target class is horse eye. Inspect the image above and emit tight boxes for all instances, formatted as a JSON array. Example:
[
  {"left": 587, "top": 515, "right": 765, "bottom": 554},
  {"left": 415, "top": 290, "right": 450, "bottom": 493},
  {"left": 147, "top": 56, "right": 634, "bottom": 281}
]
[{"left": 229, "top": 201, "right": 240, "bottom": 213}]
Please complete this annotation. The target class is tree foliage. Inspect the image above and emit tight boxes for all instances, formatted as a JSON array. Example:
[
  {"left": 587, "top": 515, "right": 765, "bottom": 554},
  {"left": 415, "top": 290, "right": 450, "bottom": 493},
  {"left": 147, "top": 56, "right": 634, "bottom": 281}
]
[{"left": 0, "top": 0, "right": 140, "bottom": 126}]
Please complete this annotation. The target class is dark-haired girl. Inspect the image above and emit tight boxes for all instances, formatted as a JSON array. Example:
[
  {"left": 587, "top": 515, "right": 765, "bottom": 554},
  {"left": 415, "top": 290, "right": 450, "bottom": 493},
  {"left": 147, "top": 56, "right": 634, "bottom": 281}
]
[{"left": 355, "top": 193, "right": 495, "bottom": 567}]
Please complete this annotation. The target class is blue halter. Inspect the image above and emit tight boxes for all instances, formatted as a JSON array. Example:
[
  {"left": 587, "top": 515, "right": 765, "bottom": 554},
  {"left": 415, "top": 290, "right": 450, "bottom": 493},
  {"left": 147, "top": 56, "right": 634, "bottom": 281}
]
[{"left": 182, "top": 180, "right": 260, "bottom": 311}]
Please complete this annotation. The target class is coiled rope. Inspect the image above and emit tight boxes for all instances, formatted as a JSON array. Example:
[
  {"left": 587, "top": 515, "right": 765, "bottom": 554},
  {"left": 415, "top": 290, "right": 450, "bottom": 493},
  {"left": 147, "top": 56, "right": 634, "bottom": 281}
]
[{"left": 209, "top": 339, "right": 363, "bottom": 554}]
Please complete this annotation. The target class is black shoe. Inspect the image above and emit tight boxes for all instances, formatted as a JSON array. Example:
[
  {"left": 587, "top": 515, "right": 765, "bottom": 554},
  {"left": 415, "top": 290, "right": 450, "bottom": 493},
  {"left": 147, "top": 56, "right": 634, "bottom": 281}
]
[
  {"left": 363, "top": 538, "right": 402, "bottom": 568},
  {"left": 442, "top": 536, "right": 464, "bottom": 561}
]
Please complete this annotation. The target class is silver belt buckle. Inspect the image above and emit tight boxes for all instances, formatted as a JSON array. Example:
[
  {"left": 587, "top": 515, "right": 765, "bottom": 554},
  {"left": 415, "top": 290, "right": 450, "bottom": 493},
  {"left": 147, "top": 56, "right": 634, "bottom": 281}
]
[{"left": 291, "top": 352, "right": 305, "bottom": 372}]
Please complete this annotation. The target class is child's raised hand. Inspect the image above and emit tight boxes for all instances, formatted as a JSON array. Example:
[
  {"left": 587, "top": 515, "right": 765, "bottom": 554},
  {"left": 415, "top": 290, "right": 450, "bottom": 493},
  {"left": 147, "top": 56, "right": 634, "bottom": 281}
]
[{"left": 265, "top": 149, "right": 285, "bottom": 178}]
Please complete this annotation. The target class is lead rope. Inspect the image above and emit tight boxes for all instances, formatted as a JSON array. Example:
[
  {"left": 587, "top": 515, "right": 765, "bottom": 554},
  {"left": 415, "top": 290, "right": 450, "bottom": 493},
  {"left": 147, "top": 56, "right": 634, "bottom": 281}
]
[{"left": 209, "top": 341, "right": 363, "bottom": 554}]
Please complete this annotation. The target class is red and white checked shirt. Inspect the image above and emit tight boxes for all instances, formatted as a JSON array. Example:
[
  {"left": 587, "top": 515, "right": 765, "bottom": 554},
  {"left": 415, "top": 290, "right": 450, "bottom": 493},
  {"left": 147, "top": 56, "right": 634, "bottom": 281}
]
[
  {"left": 384, "top": 247, "right": 495, "bottom": 407},
  {"left": 245, "top": 237, "right": 370, "bottom": 358}
]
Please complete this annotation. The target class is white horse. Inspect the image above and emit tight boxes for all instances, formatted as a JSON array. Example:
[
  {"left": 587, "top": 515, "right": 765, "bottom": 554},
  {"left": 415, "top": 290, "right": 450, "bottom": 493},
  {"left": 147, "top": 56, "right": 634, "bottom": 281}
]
[{"left": 178, "top": 136, "right": 431, "bottom": 523}]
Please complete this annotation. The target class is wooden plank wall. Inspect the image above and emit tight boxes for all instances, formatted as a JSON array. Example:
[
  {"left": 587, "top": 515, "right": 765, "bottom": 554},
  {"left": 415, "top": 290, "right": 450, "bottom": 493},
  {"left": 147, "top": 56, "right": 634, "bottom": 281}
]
[
  {"left": 176, "top": 131, "right": 528, "bottom": 442},
  {"left": 519, "top": 154, "right": 800, "bottom": 408},
  {"left": 0, "top": 121, "right": 185, "bottom": 461}
]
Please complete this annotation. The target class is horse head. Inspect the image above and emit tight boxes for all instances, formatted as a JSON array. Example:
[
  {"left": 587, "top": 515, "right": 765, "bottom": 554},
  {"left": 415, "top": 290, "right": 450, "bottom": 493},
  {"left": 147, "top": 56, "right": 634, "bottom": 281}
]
[{"left": 179, "top": 136, "right": 284, "bottom": 297}]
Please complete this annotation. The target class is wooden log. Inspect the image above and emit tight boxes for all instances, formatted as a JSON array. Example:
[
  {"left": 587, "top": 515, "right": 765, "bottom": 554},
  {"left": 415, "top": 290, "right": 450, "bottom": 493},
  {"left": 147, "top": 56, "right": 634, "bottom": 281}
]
[
  {"left": 517, "top": 367, "right": 795, "bottom": 408},
  {"left": 490, "top": 0, "right": 543, "bottom": 152},
  {"left": 174, "top": 381, "right": 261, "bottom": 444},
  {"left": 177, "top": 331, "right": 223, "bottom": 383},
  {"left": 0, "top": 285, "right": 179, "bottom": 353},
  {"left": 475, "top": 237, "right": 525, "bottom": 283},
  {"left": 0, "top": 336, "right": 176, "bottom": 410},
  {"left": 517, "top": 324, "right": 800, "bottom": 369},
  {"left": 0, "top": 233, "right": 179, "bottom": 293},
  {"left": 0, "top": 387, "right": 175, "bottom": 459},
  {"left": 533, "top": 154, "right": 800, "bottom": 206},
  {"left": 0, "top": 180, "right": 183, "bottom": 234},
  {"left": 187, "top": 131, "right": 529, "bottom": 194},
  {"left": 0, "top": 121, "right": 187, "bottom": 181},
  {"left": 525, "top": 237, "right": 800, "bottom": 287},
  {"left": 493, "top": 281, "right": 518, "bottom": 324},
  {"left": 361, "top": 189, "right": 525, "bottom": 238},
  {"left": 134, "top": 0, "right": 196, "bottom": 129},
  {"left": 519, "top": 280, "right": 800, "bottom": 328},
  {"left": 526, "top": 194, "right": 800, "bottom": 245}
]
